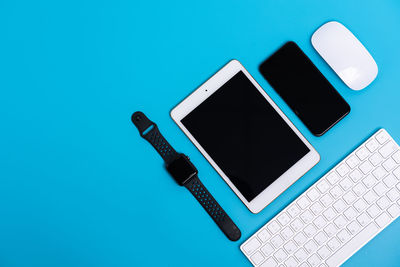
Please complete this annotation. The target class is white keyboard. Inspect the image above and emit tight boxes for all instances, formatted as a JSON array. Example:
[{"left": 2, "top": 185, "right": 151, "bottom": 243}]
[{"left": 241, "top": 129, "right": 400, "bottom": 267}]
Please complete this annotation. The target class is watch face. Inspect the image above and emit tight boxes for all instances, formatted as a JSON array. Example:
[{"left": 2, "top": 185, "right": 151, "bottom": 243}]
[{"left": 166, "top": 154, "right": 198, "bottom": 185}]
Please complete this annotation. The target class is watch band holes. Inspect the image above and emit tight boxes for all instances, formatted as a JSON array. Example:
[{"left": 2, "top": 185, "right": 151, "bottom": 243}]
[{"left": 188, "top": 179, "right": 227, "bottom": 223}]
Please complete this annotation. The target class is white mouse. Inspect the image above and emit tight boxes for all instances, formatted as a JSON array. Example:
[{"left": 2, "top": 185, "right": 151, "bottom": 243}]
[{"left": 311, "top": 21, "right": 378, "bottom": 91}]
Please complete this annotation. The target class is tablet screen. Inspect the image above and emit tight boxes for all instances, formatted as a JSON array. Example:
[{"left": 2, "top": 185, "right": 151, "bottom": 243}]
[{"left": 181, "top": 71, "right": 310, "bottom": 201}]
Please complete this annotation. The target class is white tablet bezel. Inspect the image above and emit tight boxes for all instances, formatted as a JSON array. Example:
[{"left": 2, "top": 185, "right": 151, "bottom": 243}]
[{"left": 170, "top": 60, "right": 320, "bottom": 213}]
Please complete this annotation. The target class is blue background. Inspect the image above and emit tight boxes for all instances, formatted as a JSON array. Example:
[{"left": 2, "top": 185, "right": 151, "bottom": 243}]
[{"left": 1, "top": 0, "right": 400, "bottom": 266}]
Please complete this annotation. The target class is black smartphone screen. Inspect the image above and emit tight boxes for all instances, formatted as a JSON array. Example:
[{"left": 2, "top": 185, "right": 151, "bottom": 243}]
[{"left": 259, "top": 41, "right": 350, "bottom": 136}]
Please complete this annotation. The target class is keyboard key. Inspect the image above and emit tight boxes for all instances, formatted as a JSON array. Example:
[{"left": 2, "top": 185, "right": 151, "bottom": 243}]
[
  {"left": 297, "top": 196, "right": 311, "bottom": 209},
  {"left": 281, "top": 227, "right": 294, "bottom": 240},
  {"left": 330, "top": 186, "right": 343, "bottom": 199},
  {"left": 326, "top": 223, "right": 378, "bottom": 267},
  {"left": 353, "top": 183, "right": 366, "bottom": 197},
  {"left": 394, "top": 167, "right": 400, "bottom": 179},
  {"left": 374, "top": 184, "right": 387, "bottom": 198},
  {"left": 333, "top": 199, "right": 347, "bottom": 213},
  {"left": 383, "top": 174, "right": 398, "bottom": 188},
  {"left": 366, "top": 204, "right": 380, "bottom": 218},
  {"left": 377, "top": 196, "right": 390, "bottom": 210},
  {"left": 277, "top": 212, "right": 291, "bottom": 226},
  {"left": 323, "top": 207, "right": 337, "bottom": 221},
  {"left": 300, "top": 210, "right": 314, "bottom": 224},
  {"left": 379, "top": 141, "right": 397, "bottom": 158},
  {"left": 261, "top": 243, "right": 274, "bottom": 256},
  {"left": 271, "top": 234, "right": 284, "bottom": 248},
  {"left": 354, "top": 198, "right": 367, "bottom": 212},
  {"left": 373, "top": 182, "right": 387, "bottom": 197},
  {"left": 260, "top": 257, "right": 277, "bottom": 267},
  {"left": 376, "top": 131, "right": 390, "bottom": 144},
  {"left": 369, "top": 153, "right": 383, "bottom": 166},
  {"left": 357, "top": 213, "right": 371, "bottom": 226},
  {"left": 364, "top": 190, "right": 378, "bottom": 204},
  {"left": 362, "top": 174, "right": 376, "bottom": 188},
  {"left": 251, "top": 251, "right": 264, "bottom": 265},
  {"left": 310, "top": 202, "right": 324, "bottom": 215},
  {"left": 324, "top": 223, "right": 338, "bottom": 237},
  {"left": 346, "top": 155, "right": 360, "bottom": 169},
  {"left": 284, "top": 257, "right": 297, "bottom": 267},
  {"left": 337, "top": 164, "right": 350, "bottom": 177},
  {"left": 359, "top": 161, "right": 373, "bottom": 174},
  {"left": 343, "top": 191, "right": 356, "bottom": 204},
  {"left": 339, "top": 177, "right": 353, "bottom": 191},
  {"left": 317, "top": 180, "right": 330, "bottom": 193},
  {"left": 343, "top": 206, "right": 357, "bottom": 221},
  {"left": 294, "top": 248, "right": 308, "bottom": 262},
  {"left": 337, "top": 229, "right": 351, "bottom": 243},
  {"left": 314, "top": 216, "right": 327, "bottom": 229},
  {"left": 304, "top": 224, "right": 317, "bottom": 238},
  {"left": 327, "top": 237, "right": 341, "bottom": 251},
  {"left": 383, "top": 158, "right": 397, "bottom": 171},
  {"left": 317, "top": 246, "right": 331, "bottom": 259},
  {"left": 350, "top": 170, "right": 363, "bottom": 183},
  {"left": 308, "top": 254, "right": 321, "bottom": 266},
  {"left": 307, "top": 188, "right": 321, "bottom": 201},
  {"left": 356, "top": 147, "right": 370, "bottom": 160},
  {"left": 243, "top": 238, "right": 261, "bottom": 255},
  {"left": 375, "top": 212, "right": 391, "bottom": 227},
  {"left": 372, "top": 166, "right": 387, "bottom": 179},
  {"left": 287, "top": 204, "right": 301, "bottom": 218},
  {"left": 334, "top": 215, "right": 347, "bottom": 228},
  {"left": 387, "top": 188, "right": 400, "bottom": 201},
  {"left": 268, "top": 221, "right": 281, "bottom": 234},
  {"left": 392, "top": 151, "right": 400, "bottom": 163},
  {"left": 327, "top": 172, "right": 340, "bottom": 185},
  {"left": 274, "top": 248, "right": 287, "bottom": 262},
  {"left": 366, "top": 139, "right": 379, "bottom": 152},
  {"left": 257, "top": 229, "right": 271, "bottom": 243},
  {"left": 291, "top": 218, "right": 304, "bottom": 232},
  {"left": 320, "top": 194, "right": 334, "bottom": 207},
  {"left": 304, "top": 240, "right": 318, "bottom": 254},
  {"left": 314, "top": 231, "right": 328, "bottom": 245},
  {"left": 387, "top": 204, "right": 400, "bottom": 218},
  {"left": 283, "top": 240, "right": 298, "bottom": 254},
  {"left": 347, "top": 221, "right": 361, "bottom": 235},
  {"left": 293, "top": 232, "right": 307, "bottom": 246}
]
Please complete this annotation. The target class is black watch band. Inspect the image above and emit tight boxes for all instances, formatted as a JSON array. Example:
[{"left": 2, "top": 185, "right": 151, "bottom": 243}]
[
  {"left": 184, "top": 176, "right": 241, "bottom": 241},
  {"left": 131, "top": 112, "right": 178, "bottom": 164},
  {"left": 131, "top": 111, "right": 241, "bottom": 241}
]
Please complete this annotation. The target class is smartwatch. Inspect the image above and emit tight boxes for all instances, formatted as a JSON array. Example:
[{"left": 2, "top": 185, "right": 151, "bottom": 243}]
[{"left": 131, "top": 111, "right": 241, "bottom": 241}]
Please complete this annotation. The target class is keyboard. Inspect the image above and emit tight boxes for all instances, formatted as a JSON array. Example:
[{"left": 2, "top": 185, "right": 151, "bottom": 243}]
[{"left": 241, "top": 129, "right": 400, "bottom": 267}]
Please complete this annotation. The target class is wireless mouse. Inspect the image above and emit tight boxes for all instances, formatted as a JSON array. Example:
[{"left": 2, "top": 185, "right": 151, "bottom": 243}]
[{"left": 311, "top": 21, "right": 378, "bottom": 91}]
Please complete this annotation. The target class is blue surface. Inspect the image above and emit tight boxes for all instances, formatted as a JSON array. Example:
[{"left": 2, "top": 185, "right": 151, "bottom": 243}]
[{"left": 1, "top": 0, "right": 400, "bottom": 266}]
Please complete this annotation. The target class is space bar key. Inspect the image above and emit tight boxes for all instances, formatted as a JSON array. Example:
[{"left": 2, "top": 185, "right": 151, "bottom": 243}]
[{"left": 326, "top": 223, "right": 379, "bottom": 267}]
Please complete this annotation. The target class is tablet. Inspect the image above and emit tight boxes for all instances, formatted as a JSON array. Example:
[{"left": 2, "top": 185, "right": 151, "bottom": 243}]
[{"left": 171, "top": 60, "right": 320, "bottom": 213}]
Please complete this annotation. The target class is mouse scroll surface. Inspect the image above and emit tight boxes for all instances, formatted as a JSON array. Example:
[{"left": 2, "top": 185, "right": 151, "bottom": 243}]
[{"left": 311, "top": 21, "right": 378, "bottom": 91}]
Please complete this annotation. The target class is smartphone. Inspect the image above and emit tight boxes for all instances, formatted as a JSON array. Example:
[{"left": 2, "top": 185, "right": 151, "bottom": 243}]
[{"left": 259, "top": 41, "right": 350, "bottom": 136}]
